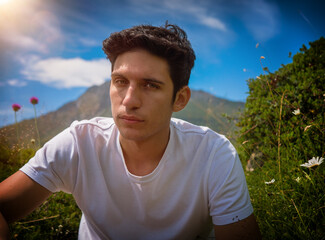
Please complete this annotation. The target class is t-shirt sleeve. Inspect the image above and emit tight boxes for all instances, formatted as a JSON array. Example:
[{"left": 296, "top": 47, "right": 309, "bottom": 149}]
[
  {"left": 20, "top": 125, "right": 79, "bottom": 194},
  {"left": 208, "top": 138, "right": 253, "bottom": 225}
]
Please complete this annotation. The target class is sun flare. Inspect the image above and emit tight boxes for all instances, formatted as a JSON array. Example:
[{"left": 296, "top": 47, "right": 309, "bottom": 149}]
[{"left": 0, "top": 0, "right": 11, "bottom": 5}]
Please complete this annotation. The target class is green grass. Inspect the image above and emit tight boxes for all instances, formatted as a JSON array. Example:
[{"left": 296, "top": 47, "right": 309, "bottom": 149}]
[
  {"left": 244, "top": 158, "right": 324, "bottom": 239},
  {"left": 10, "top": 192, "right": 81, "bottom": 240},
  {"left": 0, "top": 144, "right": 81, "bottom": 240}
]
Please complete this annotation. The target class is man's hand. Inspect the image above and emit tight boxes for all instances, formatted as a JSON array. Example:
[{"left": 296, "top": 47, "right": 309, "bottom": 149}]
[
  {"left": 0, "top": 171, "right": 52, "bottom": 238},
  {"left": 0, "top": 212, "right": 9, "bottom": 240},
  {"left": 214, "top": 214, "right": 262, "bottom": 240}
]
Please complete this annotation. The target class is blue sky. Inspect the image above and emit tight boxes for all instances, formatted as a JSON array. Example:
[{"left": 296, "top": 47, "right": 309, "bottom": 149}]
[{"left": 0, "top": 0, "right": 324, "bottom": 127}]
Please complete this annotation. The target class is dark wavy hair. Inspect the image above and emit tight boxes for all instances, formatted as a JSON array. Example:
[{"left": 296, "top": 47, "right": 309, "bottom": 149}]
[{"left": 102, "top": 22, "right": 196, "bottom": 100}]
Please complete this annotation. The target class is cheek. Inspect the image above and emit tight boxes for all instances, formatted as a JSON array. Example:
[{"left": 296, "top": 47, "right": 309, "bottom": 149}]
[
  {"left": 109, "top": 90, "right": 119, "bottom": 113},
  {"left": 110, "top": 88, "right": 119, "bottom": 103},
  {"left": 152, "top": 100, "right": 173, "bottom": 119}
]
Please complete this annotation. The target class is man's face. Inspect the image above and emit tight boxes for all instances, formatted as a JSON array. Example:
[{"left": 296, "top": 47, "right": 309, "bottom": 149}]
[{"left": 110, "top": 49, "right": 176, "bottom": 143}]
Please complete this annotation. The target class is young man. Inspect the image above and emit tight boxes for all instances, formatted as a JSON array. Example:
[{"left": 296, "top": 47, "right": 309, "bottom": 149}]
[{"left": 0, "top": 23, "right": 261, "bottom": 239}]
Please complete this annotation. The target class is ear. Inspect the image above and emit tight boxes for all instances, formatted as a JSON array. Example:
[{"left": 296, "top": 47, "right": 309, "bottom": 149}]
[{"left": 173, "top": 86, "right": 191, "bottom": 112}]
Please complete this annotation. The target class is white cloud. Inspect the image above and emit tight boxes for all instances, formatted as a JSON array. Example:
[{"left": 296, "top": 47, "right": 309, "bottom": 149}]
[
  {"left": 128, "top": 0, "right": 280, "bottom": 41},
  {"left": 79, "top": 38, "right": 101, "bottom": 47},
  {"left": 0, "top": 32, "right": 46, "bottom": 53},
  {"left": 129, "top": 0, "right": 227, "bottom": 31},
  {"left": 177, "top": 2, "right": 227, "bottom": 31},
  {"left": 198, "top": 15, "right": 226, "bottom": 31},
  {"left": 22, "top": 57, "right": 111, "bottom": 88},
  {"left": 240, "top": 0, "right": 279, "bottom": 41},
  {"left": 7, "top": 79, "right": 27, "bottom": 87}
]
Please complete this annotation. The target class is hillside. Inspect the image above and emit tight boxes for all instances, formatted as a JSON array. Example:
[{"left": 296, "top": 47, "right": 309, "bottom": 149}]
[
  {"left": 0, "top": 81, "right": 244, "bottom": 147},
  {"left": 173, "top": 90, "right": 244, "bottom": 135}
]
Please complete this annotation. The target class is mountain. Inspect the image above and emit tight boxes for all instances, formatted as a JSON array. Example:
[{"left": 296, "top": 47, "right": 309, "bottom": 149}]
[
  {"left": 173, "top": 90, "right": 244, "bottom": 135},
  {"left": 0, "top": 81, "right": 244, "bottom": 148}
]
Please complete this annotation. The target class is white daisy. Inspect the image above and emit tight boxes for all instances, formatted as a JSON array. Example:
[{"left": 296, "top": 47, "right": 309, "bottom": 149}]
[
  {"left": 300, "top": 157, "right": 324, "bottom": 168},
  {"left": 292, "top": 109, "right": 301, "bottom": 115}
]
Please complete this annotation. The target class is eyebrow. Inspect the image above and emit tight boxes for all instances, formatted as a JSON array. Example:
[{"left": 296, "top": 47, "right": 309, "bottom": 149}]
[
  {"left": 111, "top": 72, "right": 125, "bottom": 78},
  {"left": 143, "top": 78, "right": 165, "bottom": 85}
]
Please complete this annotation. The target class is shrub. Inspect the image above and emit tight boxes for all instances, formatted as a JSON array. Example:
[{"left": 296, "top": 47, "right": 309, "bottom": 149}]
[{"left": 237, "top": 37, "right": 325, "bottom": 239}]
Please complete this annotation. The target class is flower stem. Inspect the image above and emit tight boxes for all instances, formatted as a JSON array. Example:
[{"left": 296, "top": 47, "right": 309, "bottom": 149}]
[
  {"left": 14, "top": 111, "right": 22, "bottom": 162},
  {"left": 277, "top": 91, "right": 286, "bottom": 184},
  {"left": 33, "top": 105, "right": 41, "bottom": 148},
  {"left": 14, "top": 111, "right": 19, "bottom": 143},
  {"left": 291, "top": 199, "right": 307, "bottom": 233}
]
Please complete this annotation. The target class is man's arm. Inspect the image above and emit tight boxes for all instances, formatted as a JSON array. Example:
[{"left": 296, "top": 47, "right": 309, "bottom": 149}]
[
  {"left": 214, "top": 214, "right": 262, "bottom": 240},
  {"left": 0, "top": 171, "right": 52, "bottom": 238},
  {"left": 0, "top": 211, "right": 9, "bottom": 240}
]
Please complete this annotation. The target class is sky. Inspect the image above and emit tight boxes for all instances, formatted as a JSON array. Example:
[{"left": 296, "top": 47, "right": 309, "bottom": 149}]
[{"left": 0, "top": 0, "right": 324, "bottom": 127}]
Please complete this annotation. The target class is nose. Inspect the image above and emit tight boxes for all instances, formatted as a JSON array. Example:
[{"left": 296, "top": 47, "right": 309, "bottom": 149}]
[{"left": 122, "top": 85, "right": 141, "bottom": 109}]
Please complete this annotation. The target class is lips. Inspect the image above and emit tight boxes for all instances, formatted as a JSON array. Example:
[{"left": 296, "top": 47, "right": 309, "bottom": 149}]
[{"left": 118, "top": 114, "right": 144, "bottom": 123}]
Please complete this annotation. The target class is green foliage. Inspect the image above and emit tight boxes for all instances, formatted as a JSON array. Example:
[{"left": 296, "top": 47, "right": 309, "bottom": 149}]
[
  {"left": 10, "top": 192, "right": 81, "bottom": 240},
  {"left": 238, "top": 37, "right": 325, "bottom": 239},
  {"left": 0, "top": 143, "right": 36, "bottom": 182},
  {"left": 247, "top": 161, "right": 324, "bottom": 239},
  {"left": 0, "top": 144, "right": 81, "bottom": 239}
]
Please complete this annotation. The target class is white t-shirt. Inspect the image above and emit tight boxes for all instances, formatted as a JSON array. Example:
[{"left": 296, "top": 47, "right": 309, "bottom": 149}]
[{"left": 20, "top": 117, "right": 253, "bottom": 240}]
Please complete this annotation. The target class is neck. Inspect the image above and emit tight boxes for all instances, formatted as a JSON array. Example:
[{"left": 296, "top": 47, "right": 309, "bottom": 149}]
[{"left": 119, "top": 127, "right": 170, "bottom": 176}]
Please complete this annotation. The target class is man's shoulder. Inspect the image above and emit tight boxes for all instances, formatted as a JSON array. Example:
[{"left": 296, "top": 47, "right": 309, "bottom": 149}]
[
  {"left": 171, "top": 118, "right": 223, "bottom": 138},
  {"left": 170, "top": 118, "right": 233, "bottom": 149},
  {"left": 70, "top": 117, "right": 116, "bottom": 132},
  {"left": 171, "top": 118, "right": 233, "bottom": 148}
]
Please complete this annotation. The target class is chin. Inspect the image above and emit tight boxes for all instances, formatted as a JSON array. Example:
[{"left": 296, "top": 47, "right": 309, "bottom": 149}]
[{"left": 119, "top": 129, "right": 147, "bottom": 142}]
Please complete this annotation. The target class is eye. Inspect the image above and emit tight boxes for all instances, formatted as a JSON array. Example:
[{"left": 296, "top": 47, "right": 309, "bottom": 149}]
[
  {"left": 113, "top": 78, "right": 128, "bottom": 86},
  {"left": 143, "top": 81, "right": 160, "bottom": 89}
]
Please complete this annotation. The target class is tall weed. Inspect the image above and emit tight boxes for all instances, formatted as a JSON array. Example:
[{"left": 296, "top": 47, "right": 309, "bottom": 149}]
[{"left": 237, "top": 37, "right": 325, "bottom": 239}]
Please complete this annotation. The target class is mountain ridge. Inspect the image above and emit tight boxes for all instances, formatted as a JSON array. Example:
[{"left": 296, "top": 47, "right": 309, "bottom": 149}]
[{"left": 0, "top": 81, "right": 244, "bottom": 147}]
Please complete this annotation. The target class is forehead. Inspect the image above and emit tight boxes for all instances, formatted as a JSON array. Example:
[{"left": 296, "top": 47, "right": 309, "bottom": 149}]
[{"left": 112, "top": 49, "right": 171, "bottom": 81}]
